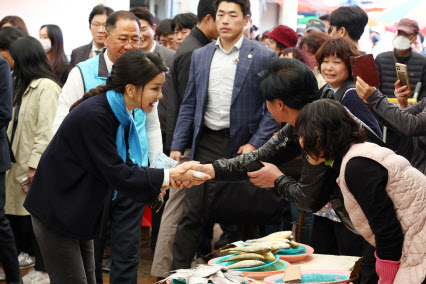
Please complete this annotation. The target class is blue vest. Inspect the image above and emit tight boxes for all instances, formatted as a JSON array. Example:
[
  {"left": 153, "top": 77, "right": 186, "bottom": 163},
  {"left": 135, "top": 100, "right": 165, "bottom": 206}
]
[
  {"left": 77, "top": 53, "right": 148, "bottom": 167},
  {"left": 77, "top": 54, "right": 107, "bottom": 92}
]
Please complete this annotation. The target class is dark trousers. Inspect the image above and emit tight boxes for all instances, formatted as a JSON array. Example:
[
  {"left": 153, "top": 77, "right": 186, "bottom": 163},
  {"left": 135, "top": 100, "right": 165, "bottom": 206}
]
[
  {"left": 311, "top": 215, "right": 363, "bottom": 256},
  {"left": 32, "top": 216, "right": 95, "bottom": 284},
  {"left": 94, "top": 193, "right": 145, "bottom": 284},
  {"left": 311, "top": 215, "right": 378, "bottom": 284},
  {"left": 171, "top": 130, "right": 231, "bottom": 270},
  {"left": 150, "top": 191, "right": 168, "bottom": 253},
  {"left": 0, "top": 172, "right": 20, "bottom": 283},
  {"left": 6, "top": 215, "right": 45, "bottom": 271}
]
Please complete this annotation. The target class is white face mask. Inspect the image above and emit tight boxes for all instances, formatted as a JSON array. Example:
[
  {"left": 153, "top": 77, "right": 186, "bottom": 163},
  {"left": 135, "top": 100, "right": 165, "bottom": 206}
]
[
  {"left": 394, "top": 35, "right": 413, "bottom": 50},
  {"left": 39, "top": 38, "right": 52, "bottom": 52}
]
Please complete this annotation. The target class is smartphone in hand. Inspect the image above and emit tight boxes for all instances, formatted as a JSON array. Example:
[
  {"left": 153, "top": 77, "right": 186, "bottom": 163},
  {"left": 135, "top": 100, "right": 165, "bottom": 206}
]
[
  {"left": 20, "top": 177, "right": 31, "bottom": 193},
  {"left": 395, "top": 63, "right": 411, "bottom": 94},
  {"left": 350, "top": 54, "right": 380, "bottom": 86}
]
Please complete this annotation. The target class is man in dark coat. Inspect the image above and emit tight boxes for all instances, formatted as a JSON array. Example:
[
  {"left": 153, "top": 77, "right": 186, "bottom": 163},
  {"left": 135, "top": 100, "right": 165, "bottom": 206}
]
[
  {"left": 68, "top": 4, "right": 113, "bottom": 72},
  {"left": 375, "top": 18, "right": 426, "bottom": 159},
  {"left": 0, "top": 55, "right": 21, "bottom": 284}
]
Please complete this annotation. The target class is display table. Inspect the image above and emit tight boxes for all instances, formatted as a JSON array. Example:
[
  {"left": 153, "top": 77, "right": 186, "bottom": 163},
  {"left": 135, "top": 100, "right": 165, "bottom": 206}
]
[
  {"left": 290, "top": 253, "right": 360, "bottom": 271},
  {"left": 259, "top": 253, "right": 360, "bottom": 283},
  {"left": 166, "top": 254, "right": 360, "bottom": 284}
]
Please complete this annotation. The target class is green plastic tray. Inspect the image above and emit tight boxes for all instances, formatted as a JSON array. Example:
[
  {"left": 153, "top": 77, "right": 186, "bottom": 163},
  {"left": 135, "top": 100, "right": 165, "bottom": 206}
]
[
  {"left": 277, "top": 245, "right": 307, "bottom": 255},
  {"left": 213, "top": 255, "right": 288, "bottom": 272},
  {"left": 273, "top": 273, "right": 349, "bottom": 283}
]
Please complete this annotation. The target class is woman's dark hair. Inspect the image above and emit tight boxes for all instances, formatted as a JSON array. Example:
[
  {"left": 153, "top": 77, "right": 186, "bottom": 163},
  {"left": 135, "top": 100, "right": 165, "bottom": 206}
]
[
  {"left": 89, "top": 4, "right": 114, "bottom": 27},
  {"left": 213, "top": 0, "right": 251, "bottom": 17},
  {"left": 295, "top": 99, "right": 366, "bottom": 162},
  {"left": 156, "top": 19, "right": 173, "bottom": 38},
  {"left": 275, "top": 41, "right": 288, "bottom": 54},
  {"left": 259, "top": 58, "right": 319, "bottom": 110},
  {"left": 171, "top": 13, "right": 197, "bottom": 31},
  {"left": 315, "top": 37, "right": 361, "bottom": 80},
  {"left": 70, "top": 49, "right": 168, "bottom": 111},
  {"left": 40, "top": 25, "right": 68, "bottom": 86},
  {"left": 0, "top": 26, "right": 27, "bottom": 50},
  {"left": 0, "top": 16, "right": 29, "bottom": 34},
  {"left": 9, "top": 37, "right": 58, "bottom": 106},
  {"left": 299, "top": 32, "right": 329, "bottom": 55},
  {"left": 280, "top": 47, "right": 311, "bottom": 67}
]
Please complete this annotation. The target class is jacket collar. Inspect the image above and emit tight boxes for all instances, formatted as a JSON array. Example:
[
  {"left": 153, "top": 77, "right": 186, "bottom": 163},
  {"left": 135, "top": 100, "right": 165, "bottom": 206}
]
[
  {"left": 231, "top": 36, "right": 255, "bottom": 105},
  {"left": 393, "top": 48, "right": 413, "bottom": 62},
  {"left": 28, "top": 78, "right": 45, "bottom": 89},
  {"left": 98, "top": 48, "right": 109, "bottom": 78},
  {"left": 333, "top": 79, "right": 355, "bottom": 102},
  {"left": 190, "top": 26, "right": 211, "bottom": 47}
]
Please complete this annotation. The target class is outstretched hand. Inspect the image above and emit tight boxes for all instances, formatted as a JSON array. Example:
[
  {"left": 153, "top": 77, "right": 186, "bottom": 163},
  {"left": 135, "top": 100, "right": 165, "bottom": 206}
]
[{"left": 169, "top": 161, "right": 213, "bottom": 189}]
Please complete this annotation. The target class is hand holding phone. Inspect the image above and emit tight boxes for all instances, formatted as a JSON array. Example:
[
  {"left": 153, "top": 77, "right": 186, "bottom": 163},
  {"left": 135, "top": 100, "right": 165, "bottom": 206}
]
[
  {"left": 395, "top": 63, "right": 411, "bottom": 94},
  {"left": 350, "top": 54, "right": 380, "bottom": 87},
  {"left": 20, "top": 177, "right": 31, "bottom": 193}
]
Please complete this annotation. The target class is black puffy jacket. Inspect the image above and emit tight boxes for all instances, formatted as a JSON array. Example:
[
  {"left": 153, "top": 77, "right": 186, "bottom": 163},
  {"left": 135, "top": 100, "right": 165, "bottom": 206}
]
[{"left": 375, "top": 49, "right": 426, "bottom": 101}]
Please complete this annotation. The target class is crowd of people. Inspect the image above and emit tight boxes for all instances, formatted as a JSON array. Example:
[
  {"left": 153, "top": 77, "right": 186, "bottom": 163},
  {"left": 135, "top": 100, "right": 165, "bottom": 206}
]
[{"left": 0, "top": 0, "right": 425, "bottom": 284}]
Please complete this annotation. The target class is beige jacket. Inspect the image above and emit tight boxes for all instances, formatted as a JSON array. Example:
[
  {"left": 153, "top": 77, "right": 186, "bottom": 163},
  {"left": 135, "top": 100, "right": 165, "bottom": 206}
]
[
  {"left": 313, "top": 66, "right": 327, "bottom": 89},
  {"left": 337, "top": 142, "right": 426, "bottom": 284},
  {"left": 6, "top": 78, "right": 61, "bottom": 215}
]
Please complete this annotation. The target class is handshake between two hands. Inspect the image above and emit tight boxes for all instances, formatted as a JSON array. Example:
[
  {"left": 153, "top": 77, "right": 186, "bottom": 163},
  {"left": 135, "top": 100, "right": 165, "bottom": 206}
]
[{"left": 163, "top": 161, "right": 216, "bottom": 190}]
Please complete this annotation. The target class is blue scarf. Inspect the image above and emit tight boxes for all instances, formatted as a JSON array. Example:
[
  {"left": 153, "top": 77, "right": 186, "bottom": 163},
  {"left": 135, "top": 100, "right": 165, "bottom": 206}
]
[{"left": 106, "top": 90, "right": 148, "bottom": 199}]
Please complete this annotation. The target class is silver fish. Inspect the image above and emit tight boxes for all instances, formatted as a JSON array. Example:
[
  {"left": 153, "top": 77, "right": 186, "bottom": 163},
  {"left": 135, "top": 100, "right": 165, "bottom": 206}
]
[
  {"left": 222, "top": 244, "right": 272, "bottom": 254},
  {"left": 192, "top": 264, "right": 225, "bottom": 278},
  {"left": 210, "top": 276, "right": 234, "bottom": 284},
  {"left": 186, "top": 276, "right": 209, "bottom": 284},
  {"left": 227, "top": 260, "right": 264, "bottom": 269},
  {"left": 219, "top": 253, "right": 265, "bottom": 262}
]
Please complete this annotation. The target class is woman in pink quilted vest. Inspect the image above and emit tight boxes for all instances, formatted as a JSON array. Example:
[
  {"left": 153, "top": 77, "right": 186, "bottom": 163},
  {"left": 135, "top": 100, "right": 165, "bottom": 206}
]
[{"left": 295, "top": 99, "right": 426, "bottom": 284}]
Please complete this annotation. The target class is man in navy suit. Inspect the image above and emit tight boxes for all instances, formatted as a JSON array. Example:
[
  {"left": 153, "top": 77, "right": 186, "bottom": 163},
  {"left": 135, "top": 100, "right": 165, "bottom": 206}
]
[
  {"left": 0, "top": 55, "right": 21, "bottom": 284},
  {"left": 170, "top": 0, "right": 277, "bottom": 269}
]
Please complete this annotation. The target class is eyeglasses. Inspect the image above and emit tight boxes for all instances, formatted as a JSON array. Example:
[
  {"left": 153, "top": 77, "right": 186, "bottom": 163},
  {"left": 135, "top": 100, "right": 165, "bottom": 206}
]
[
  {"left": 91, "top": 23, "right": 106, "bottom": 30},
  {"left": 108, "top": 32, "right": 141, "bottom": 46}
]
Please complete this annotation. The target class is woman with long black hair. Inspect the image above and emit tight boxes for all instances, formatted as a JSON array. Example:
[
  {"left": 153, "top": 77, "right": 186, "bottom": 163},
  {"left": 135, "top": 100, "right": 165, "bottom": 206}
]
[
  {"left": 23, "top": 49, "right": 209, "bottom": 284},
  {"left": 39, "top": 24, "right": 69, "bottom": 86},
  {"left": 6, "top": 36, "right": 61, "bottom": 284}
]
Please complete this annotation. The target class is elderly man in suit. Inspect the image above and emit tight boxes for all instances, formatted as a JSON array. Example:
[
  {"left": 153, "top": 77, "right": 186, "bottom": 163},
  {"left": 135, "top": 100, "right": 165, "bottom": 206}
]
[
  {"left": 130, "top": 7, "right": 175, "bottom": 154},
  {"left": 0, "top": 55, "right": 21, "bottom": 284},
  {"left": 170, "top": 0, "right": 277, "bottom": 269},
  {"left": 68, "top": 4, "right": 114, "bottom": 72}
]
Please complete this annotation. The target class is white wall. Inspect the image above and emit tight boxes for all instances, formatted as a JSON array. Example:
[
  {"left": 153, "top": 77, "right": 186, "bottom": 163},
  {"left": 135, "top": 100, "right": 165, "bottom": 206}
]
[
  {"left": 259, "top": 2, "right": 279, "bottom": 34},
  {"left": 0, "top": 0, "right": 130, "bottom": 55}
]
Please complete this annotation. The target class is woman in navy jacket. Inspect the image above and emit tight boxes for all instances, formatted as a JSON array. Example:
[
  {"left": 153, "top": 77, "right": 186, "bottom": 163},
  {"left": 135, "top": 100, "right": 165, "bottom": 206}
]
[{"left": 23, "top": 50, "right": 208, "bottom": 284}]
